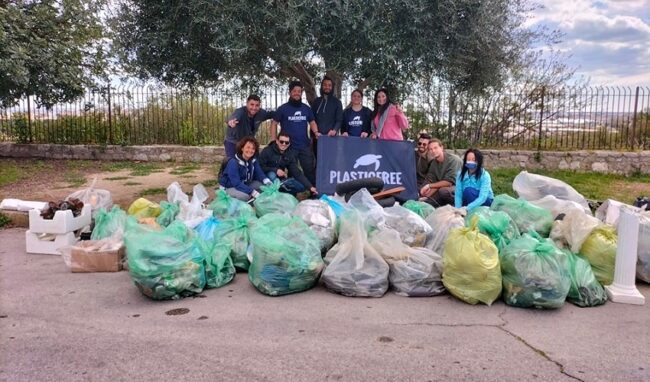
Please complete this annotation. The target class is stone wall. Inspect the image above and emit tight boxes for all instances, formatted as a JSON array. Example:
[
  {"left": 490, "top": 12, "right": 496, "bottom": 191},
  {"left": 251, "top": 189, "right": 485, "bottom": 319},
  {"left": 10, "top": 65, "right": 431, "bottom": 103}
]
[{"left": 1, "top": 143, "right": 649, "bottom": 175}]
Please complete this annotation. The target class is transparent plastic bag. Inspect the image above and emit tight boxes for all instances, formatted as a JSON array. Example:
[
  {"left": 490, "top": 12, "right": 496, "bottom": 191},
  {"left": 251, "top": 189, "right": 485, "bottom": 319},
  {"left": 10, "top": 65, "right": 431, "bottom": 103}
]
[
  {"left": 383, "top": 205, "right": 433, "bottom": 247},
  {"left": 528, "top": 195, "right": 591, "bottom": 218},
  {"left": 67, "top": 177, "right": 113, "bottom": 217},
  {"left": 579, "top": 225, "right": 617, "bottom": 285},
  {"left": 177, "top": 184, "right": 211, "bottom": 228},
  {"left": 156, "top": 201, "right": 180, "bottom": 227},
  {"left": 347, "top": 188, "right": 385, "bottom": 233},
  {"left": 194, "top": 216, "right": 221, "bottom": 243},
  {"left": 209, "top": 189, "right": 255, "bottom": 220},
  {"left": 425, "top": 205, "right": 466, "bottom": 255},
  {"left": 292, "top": 200, "right": 337, "bottom": 253},
  {"left": 500, "top": 233, "right": 571, "bottom": 309},
  {"left": 491, "top": 194, "right": 553, "bottom": 237},
  {"left": 442, "top": 218, "right": 502, "bottom": 305},
  {"left": 321, "top": 209, "right": 389, "bottom": 297},
  {"left": 466, "top": 207, "right": 520, "bottom": 252},
  {"left": 565, "top": 250, "right": 607, "bottom": 307},
  {"left": 124, "top": 221, "right": 205, "bottom": 300},
  {"left": 248, "top": 213, "right": 323, "bottom": 296},
  {"left": 550, "top": 209, "right": 601, "bottom": 253},
  {"left": 512, "top": 171, "right": 590, "bottom": 213},
  {"left": 402, "top": 200, "right": 435, "bottom": 219},
  {"left": 91, "top": 206, "right": 129, "bottom": 241},
  {"left": 369, "top": 228, "right": 444, "bottom": 297},
  {"left": 254, "top": 179, "right": 298, "bottom": 217},
  {"left": 213, "top": 215, "right": 257, "bottom": 270},
  {"left": 200, "top": 240, "right": 235, "bottom": 289}
]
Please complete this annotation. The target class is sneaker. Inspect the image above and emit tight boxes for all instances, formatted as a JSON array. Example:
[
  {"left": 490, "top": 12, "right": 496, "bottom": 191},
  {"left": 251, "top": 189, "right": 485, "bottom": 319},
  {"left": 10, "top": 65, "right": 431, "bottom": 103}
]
[{"left": 296, "top": 191, "right": 311, "bottom": 201}]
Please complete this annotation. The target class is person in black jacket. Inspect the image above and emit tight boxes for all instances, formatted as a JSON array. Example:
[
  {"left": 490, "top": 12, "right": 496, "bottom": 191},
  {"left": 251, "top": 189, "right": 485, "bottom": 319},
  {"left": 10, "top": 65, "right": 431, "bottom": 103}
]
[
  {"left": 259, "top": 132, "right": 318, "bottom": 196},
  {"left": 310, "top": 76, "right": 343, "bottom": 137},
  {"left": 224, "top": 94, "right": 275, "bottom": 159}
]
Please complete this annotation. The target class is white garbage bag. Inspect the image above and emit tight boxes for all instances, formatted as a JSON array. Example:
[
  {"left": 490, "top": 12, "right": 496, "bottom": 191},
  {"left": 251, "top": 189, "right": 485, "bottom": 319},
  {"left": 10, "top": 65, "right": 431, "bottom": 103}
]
[
  {"left": 513, "top": 171, "right": 590, "bottom": 213},
  {"left": 67, "top": 177, "right": 112, "bottom": 217}
]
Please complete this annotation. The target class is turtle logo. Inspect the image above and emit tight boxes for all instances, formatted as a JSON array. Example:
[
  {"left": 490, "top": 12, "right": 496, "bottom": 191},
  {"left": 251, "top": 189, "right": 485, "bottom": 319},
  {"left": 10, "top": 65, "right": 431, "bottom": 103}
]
[
  {"left": 353, "top": 154, "right": 382, "bottom": 171},
  {"left": 352, "top": 116, "right": 361, "bottom": 121},
  {"left": 294, "top": 111, "right": 302, "bottom": 116}
]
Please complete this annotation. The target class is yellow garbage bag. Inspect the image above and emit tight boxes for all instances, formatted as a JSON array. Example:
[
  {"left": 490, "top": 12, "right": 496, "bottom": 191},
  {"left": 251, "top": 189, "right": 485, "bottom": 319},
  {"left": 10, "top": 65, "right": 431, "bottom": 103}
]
[
  {"left": 443, "top": 217, "right": 502, "bottom": 305},
  {"left": 127, "top": 197, "right": 162, "bottom": 219},
  {"left": 579, "top": 225, "right": 617, "bottom": 286}
]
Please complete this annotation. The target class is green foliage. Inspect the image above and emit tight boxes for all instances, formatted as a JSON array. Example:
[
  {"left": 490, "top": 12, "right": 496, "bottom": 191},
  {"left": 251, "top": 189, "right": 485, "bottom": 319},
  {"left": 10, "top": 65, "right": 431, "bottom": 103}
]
[
  {"left": 0, "top": 213, "right": 10, "bottom": 229},
  {"left": 139, "top": 187, "right": 166, "bottom": 197},
  {"left": 0, "top": 0, "right": 108, "bottom": 108}
]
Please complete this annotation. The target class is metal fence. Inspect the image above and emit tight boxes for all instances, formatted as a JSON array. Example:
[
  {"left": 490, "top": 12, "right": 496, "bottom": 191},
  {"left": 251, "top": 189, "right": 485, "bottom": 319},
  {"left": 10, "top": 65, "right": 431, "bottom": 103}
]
[{"left": 1, "top": 84, "right": 649, "bottom": 150}]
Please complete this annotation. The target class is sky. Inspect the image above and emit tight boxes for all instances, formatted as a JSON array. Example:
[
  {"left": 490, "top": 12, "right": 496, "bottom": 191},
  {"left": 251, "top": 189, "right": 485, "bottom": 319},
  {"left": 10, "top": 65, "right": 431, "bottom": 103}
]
[{"left": 528, "top": 0, "right": 650, "bottom": 86}]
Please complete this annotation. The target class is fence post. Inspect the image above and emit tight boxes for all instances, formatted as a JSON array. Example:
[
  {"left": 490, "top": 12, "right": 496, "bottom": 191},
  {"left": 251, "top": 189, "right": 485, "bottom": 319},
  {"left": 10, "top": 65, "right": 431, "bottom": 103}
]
[
  {"left": 26, "top": 95, "right": 33, "bottom": 143},
  {"left": 631, "top": 86, "right": 639, "bottom": 150},
  {"left": 107, "top": 86, "right": 113, "bottom": 144},
  {"left": 537, "top": 86, "right": 545, "bottom": 151}
]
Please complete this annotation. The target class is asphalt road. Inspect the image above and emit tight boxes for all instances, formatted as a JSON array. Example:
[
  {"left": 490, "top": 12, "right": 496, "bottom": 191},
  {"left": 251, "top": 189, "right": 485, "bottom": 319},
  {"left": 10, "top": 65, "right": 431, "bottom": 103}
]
[{"left": 1, "top": 227, "right": 648, "bottom": 382}]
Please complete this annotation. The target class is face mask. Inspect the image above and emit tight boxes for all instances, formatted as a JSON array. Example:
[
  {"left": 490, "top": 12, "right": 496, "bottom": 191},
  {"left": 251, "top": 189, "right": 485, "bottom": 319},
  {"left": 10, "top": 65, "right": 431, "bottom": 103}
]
[{"left": 465, "top": 161, "right": 477, "bottom": 170}]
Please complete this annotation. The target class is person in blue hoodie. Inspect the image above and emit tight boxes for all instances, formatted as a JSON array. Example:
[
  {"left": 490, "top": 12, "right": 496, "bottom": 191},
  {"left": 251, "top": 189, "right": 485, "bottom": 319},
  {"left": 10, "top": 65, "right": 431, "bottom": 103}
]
[
  {"left": 271, "top": 81, "right": 320, "bottom": 185},
  {"left": 310, "top": 76, "right": 343, "bottom": 137},
  {"left": 454, "top": 148, "right": 494, "bottom": 212},
  {"left": 219, "top": 137, "right": 271, "bottom": 201}
]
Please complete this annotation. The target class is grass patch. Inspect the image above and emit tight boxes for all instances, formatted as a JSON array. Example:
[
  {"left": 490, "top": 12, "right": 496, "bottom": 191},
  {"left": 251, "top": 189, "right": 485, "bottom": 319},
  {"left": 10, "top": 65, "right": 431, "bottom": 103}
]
[
  {"left": 123, "top": 181, "right": 142, "bottom": 186},
  {"left": 101, "top": 161, "right": 165, "bottom": 176},
  {"left": 490, "top": 168, "right": 650, "bottom": 204},
  {"left": 140, "top": 187, "right": 166, "bottom": 197},
  {"left": 0, "top": 213, "right": 10, "bottom": 228},
  {"left": 105, "top": 176, "right": 131, "bottom": 181},
  {"left": 63, "top": 173, "right": 86, "bottom": 188},
  {"left": 202, "top": 179, "right": 218, "bottom": 188},
  {"left": 0, "top": 165, "right": 22, "bottom": 187},
  {"left": 169, "top": 163, "right": 201, "bottom": 175}
]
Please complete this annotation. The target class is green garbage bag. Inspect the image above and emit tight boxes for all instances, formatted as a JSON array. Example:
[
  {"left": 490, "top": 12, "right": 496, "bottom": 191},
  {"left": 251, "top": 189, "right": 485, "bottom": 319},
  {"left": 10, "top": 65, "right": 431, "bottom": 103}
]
[
  {"left": 500, "top": 232, "right": 571, "bottom": 309},
  {"left": 466, "top": 206, "right": 520, "bottom": 252},
  {"left": 209, "top": 189, "right": 255, "bottom": 220},
  {"left": 199, "top": 240, "right": 235, "bottom": 289},
  {"left": 579, "top": 225, "right": 617, "bottom": 285},
  {"left": 156, "top": 201, "right": 180, "bottom": 227},
  {"left": 491, "top": 194, "right": 553, "bottom": 237},
  {"left": 91, "top": 206, "right": 129, "bottom": 240},
  {"left": 564, "top": 250, "right": 607, "bottom": 307},
  {"left": 402, "top": 200, "right": 435, "bottom": 219},
  {"left": 125, "top": 221, "right": 206, "bottom": 300},
  {"left": 254, "top": 179, "right": 298, "bottom": 217},
  {"left": 213, "top": 215, "right": 256, "bottom": 270},
  {"left": 442, "top": 217, "right": 502, "bottom": 305},
  {"left": 248, "top": 213, "right": 324, "bottom": 296}
]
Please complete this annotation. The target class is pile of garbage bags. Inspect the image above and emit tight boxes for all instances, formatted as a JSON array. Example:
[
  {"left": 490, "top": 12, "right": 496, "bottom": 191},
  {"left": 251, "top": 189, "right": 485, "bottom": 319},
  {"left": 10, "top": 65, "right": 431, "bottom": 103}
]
[
  {"left": 254, "top": 180, "right": 298, "bottom": 217},
  {"left": 293, "top": 200, "right": 337, "bottom": 253}
]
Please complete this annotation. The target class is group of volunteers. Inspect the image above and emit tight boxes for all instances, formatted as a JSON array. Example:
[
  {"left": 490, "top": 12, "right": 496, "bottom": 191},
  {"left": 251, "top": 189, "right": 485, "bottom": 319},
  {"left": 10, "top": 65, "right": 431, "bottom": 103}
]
[{"left": 219, "top": 77, "right": 494, "bottom": 211}]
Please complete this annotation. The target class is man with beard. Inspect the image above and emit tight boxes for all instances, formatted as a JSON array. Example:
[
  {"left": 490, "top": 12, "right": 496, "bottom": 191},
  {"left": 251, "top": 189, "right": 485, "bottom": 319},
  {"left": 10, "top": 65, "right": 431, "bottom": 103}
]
[
  {"left": 310, "top": 76, "right": 343, "bottom": 138},
  {"left": 224, "top": 94, "right": 274, "bottom": 159},
  {"left": 271, "top": 81, "right": 320, "bottom": 185},
  {"left": 420, "top": 138, "right": 462, "bottom": 207},
  {"left": 415, "top": 133, "right": 432, "bottom": 189}
]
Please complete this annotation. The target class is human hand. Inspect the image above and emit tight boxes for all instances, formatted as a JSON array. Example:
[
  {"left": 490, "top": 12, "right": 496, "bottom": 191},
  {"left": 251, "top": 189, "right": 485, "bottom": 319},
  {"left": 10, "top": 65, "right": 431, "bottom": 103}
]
[
  {"left": 342, "top": 132, "right": 349, "bottom": 137},
  {"left": 327, "top": 130, "right": 337, "bottom": 137},
  {"left": 276, "top": 169, "right": 286, "bottom": 177},
  {"left": 360, "top": 132, "right": 368, "bottom": 138},
  {"left": 370, "top": 133, "right": 377, "bottom": 139},
  {"left": 227, "top": 118, "right": 239, "bottom": 128},
  {"left": 419, "top": 184, "right": 433, "bottom": 197},
  {"left": 310, "top": 187, "right": 318, "bottom": 195},
  {"left": 251, "top": 190, "right": 261, "bottom": 198}
]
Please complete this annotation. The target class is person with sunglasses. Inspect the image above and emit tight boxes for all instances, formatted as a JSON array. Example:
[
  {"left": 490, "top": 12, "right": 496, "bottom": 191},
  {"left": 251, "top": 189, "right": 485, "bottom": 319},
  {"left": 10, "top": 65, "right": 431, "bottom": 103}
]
[
  {"left": 259, "top": 131, "right": 318, "bottom": 197},
  {"left": 415, "top": 133, "right": 432, "bottom": 188}
]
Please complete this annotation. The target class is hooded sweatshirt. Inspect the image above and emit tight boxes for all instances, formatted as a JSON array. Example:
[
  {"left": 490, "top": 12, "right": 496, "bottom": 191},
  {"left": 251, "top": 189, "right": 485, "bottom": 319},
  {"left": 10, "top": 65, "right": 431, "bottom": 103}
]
[{"left": 311, "top": 93, "right": 343, "bottom": 135}]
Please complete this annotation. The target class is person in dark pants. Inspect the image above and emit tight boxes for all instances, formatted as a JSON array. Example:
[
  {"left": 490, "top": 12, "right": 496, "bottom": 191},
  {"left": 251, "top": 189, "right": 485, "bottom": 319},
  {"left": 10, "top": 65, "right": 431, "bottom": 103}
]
[
  {"left": 224, "top": 94, "right": 274, "bottom": 159},
  {"left": 259, "top": 131, "right": 317, "bottom": 196},
  {"left": 420, "top": 138, "right": 462, "bottom": 207},
  {"left": 270, "top": 81, "right": 320, "bottom": 185}
]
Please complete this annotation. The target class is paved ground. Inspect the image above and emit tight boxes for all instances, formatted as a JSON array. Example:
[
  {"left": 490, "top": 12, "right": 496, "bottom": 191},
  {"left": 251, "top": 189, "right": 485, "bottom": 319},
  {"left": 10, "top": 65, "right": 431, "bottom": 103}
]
[{"left": 0, "top": 227, "right": 648, "bottom": 382}]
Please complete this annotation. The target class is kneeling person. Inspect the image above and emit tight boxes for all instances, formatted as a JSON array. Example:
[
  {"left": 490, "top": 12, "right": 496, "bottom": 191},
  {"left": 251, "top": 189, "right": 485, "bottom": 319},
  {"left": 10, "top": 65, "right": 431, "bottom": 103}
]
[
  {"left": 219, "top": 137, "right": 271, "bottom": 201},
  {"left": 259, "top": 132, "right": 317, "bottom": 196}
]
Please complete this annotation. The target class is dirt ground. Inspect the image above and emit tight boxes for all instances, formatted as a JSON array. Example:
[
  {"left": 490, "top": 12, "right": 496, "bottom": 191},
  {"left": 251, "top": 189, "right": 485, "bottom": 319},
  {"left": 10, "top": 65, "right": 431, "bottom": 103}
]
[{"left": 0, "top": 159, "right": 219, "bottom": 209}]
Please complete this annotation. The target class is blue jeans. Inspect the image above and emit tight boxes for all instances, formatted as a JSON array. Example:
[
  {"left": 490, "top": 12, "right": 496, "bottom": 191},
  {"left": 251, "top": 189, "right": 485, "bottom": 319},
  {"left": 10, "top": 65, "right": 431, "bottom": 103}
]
[
  {"left": 462, "top": 187, "right": 493, "bottom": 207},
  {"left": 224, "top": 140, "right": 237, "bottom": 159},
  {"left": 267, "top": 171, "right": 306, "bottom": 195}
]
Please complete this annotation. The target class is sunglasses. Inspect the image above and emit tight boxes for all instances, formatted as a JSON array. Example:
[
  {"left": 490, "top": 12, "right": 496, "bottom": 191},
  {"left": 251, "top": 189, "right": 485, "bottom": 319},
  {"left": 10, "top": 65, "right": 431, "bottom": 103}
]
[
  {"left": 417, "top": 142, "right": 428, "bottom": 146},
  {"left": 278, "top": 140, "right": 290, "bottom": 145}
]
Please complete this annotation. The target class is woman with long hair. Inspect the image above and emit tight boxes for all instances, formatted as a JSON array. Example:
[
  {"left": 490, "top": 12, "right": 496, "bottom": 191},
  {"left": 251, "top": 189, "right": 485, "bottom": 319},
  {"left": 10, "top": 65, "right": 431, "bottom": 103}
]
[
  {"left": 341, "top": 89, "right": 372, "bottom": 137},
  {"left": 454, "top": 148, "right": 494, "bottom": 211},
  {"left": 219, "top": 137, "right": 271, "bottom": 201},
  {"left": 369, "top": 88, "right": 409, "bottom": 140}
]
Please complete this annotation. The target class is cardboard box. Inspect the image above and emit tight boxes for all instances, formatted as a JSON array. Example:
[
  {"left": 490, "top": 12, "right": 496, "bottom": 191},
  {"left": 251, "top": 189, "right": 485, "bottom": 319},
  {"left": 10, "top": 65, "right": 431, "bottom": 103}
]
[{"left": 70, "top": 241, "right": 125, "bottom": 272}]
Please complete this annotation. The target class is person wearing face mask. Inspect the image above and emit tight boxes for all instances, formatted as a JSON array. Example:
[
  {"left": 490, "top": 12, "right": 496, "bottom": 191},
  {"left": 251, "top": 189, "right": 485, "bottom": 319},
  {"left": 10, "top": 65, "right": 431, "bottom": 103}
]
[
  {"left": 454, "top": 148, "right": 494, "bottom": 212},
  {"left": 219, "top": 137, "right": 272, "bottom": 201}
]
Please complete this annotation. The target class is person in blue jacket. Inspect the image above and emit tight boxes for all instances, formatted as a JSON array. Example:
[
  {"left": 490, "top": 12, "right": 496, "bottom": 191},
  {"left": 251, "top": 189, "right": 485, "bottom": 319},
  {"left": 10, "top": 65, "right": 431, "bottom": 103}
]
[
  {"left": 341, "top": 89, "right": 372, "bottom": 137},
  {"left": 454, "top": 148, "right": 494, "bottom": 211},
  {"left": 219, "top": 137, "right": 271, "bottom": 201}
]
